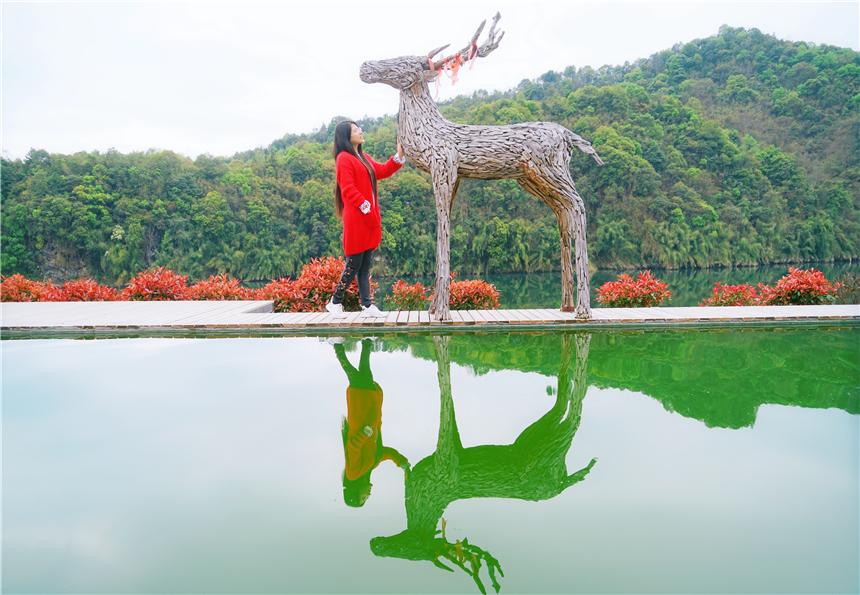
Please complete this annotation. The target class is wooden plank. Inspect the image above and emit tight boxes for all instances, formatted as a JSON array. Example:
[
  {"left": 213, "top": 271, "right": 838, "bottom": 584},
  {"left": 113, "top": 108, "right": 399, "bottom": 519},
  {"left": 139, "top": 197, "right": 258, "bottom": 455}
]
[
  {"left": 4, "top": 302, "right": 858, "bottom": 331},
  {"left": 475, "top": 309, "right": 496, "bottom": 322},
  {"left": 469, "top": 310, "right": 490, "bottom": 324},
  {"left": 261, "top": 312, "right": 303, "bottom": 324},
  {"left": 290, "top": 311, "right": 321, "bottom": 325},
  {"left": 473, "top": 310, "right": 490, "bottom": 323},
  {"left": 341, "top": 311, "right": 364, "bottom": 326},
  {"left": 481, "top": 309, "right": 500, "bottom": 323},
  {"left": 512, "top": 308, "right": 538, "bottom": 322},
  {"left": 529, "top": 308, "right": 555, "bottom": 323},
  {"left": 488, "top": 308, "right": 508, "bottom": 322},
  {"left": 307, "top": 312, "right": 338, "bottom": 325},
  {"left": 168, "top": 302, "right": 249, "bottom": 325},
  {"left": 516, "top": 309, "right": 543, "bottom": 322},
  {"left": 506, "top": 309, "right": 534, "bottom": 324},
  {"left": 278, "top": 312, "right": 316, "bottom": 325},
  {"left": 457, "top": 309, "right": 475, "bottom": 323}
]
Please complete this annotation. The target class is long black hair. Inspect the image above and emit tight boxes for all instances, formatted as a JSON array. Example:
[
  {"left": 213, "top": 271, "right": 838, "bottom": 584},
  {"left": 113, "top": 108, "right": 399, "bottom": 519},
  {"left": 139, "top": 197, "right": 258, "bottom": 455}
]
[{"left": 332, "top": 120, "right": 377, "bottom": 218}]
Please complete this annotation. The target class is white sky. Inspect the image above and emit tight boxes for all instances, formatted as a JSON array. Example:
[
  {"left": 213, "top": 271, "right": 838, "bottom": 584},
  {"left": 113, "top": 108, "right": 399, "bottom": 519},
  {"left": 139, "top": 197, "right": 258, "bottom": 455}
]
[{"left": 2, "top": 0, "right": 858, "bottom": 161}]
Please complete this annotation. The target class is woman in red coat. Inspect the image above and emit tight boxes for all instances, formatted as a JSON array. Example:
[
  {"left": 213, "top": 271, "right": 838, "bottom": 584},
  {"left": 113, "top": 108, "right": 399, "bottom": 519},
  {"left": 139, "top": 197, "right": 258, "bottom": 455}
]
[{"left": 327, "top": 120, "right": 405, "bottom": 317}]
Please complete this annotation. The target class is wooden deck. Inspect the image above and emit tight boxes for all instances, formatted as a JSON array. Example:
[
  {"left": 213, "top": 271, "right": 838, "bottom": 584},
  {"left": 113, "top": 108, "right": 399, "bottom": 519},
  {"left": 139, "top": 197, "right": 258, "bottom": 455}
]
[{"left": 1, "top": 300, "right": 858, "bottom": 335}]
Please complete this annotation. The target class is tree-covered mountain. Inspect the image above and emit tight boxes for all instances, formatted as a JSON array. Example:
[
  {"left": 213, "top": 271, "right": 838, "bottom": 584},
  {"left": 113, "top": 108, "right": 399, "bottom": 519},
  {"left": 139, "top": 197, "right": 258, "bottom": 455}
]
[{"left": 2, "top": 25, "right": 857, "bottom": 285}]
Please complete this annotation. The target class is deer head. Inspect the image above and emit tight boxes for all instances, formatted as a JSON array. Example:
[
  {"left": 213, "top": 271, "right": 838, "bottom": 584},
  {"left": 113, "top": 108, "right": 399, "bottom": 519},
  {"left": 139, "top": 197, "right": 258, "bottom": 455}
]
[{"left": 359, "top": 12, "right": 505, "bottom": 90}]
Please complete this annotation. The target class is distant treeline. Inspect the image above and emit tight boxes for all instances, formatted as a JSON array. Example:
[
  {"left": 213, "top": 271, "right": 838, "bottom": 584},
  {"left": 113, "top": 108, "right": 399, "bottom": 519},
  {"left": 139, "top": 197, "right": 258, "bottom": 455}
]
[{"left": 2, "top": 25, "right": 858, "bottom": 286}]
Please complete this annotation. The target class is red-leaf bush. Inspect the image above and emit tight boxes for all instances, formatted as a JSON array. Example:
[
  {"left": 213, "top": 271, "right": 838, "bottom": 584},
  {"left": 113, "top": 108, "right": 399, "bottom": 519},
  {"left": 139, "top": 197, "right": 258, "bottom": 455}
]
[
  {"left": 448, "top": 279, "right": 501, "bottom": 310},
  {"left": 757, "top": 267, "right": 841, "bottom": 305},
  {"left": 120, "top": 267, "right": 189, "bottom": 300},
  {"left": 183, "top": 273, "right": 254, "bottom": 300},
  {"left": 0, "top": 274, "right": 54, "bottom": 302},
  {"left": 597, "top": 270, "right": 671, "bottom": 307},
  {"left": 45, "top": 278, "right": 119, "bottom": 301},
  {"left": 700, "top": 282, "right": 759, "bottom": 306},
  {"left": 389, "top": 280, "right": 428, "bottom": 310},
  {"left": 292, "top": 256, "right": 378, "bottom": 312},
  {"left": 257, "top": 277, "right": 307, "bottom": 313}
]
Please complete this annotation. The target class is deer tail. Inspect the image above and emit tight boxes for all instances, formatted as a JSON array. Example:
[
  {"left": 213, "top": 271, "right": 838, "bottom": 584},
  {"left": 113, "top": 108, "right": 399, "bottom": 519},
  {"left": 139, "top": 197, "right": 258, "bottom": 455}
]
[{"left": 566, "top": 130, "right": 604, "bottom": 166}]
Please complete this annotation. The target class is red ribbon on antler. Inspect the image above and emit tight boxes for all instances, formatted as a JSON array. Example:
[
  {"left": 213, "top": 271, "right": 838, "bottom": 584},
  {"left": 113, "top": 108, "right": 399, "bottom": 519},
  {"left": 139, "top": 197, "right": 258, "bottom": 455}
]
[{"left": 429, "top": 41, "right": 479, "bottom": 99}]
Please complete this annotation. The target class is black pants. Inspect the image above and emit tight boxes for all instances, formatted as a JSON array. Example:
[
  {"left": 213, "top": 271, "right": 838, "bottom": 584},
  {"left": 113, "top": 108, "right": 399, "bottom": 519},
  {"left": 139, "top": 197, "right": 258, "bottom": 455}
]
[
  {"left": 334, "top": 340, "right": 376, "bottom": 388},
  {"left": 332, "top": 248, "right": 374, "bottom": 307}
]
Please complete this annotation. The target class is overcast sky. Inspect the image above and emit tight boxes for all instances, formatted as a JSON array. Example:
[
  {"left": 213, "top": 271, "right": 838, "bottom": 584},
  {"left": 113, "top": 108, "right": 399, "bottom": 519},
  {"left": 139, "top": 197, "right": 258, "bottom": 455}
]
[{"left": 2, "top": 0, "right": 858, "bottom": 161}]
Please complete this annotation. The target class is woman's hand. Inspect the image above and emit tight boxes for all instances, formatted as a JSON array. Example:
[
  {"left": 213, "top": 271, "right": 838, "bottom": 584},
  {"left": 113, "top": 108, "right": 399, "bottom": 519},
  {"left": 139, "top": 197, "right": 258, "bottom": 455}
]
[{"left": 396, "top": 141, "right": 404, "bottom": 159}]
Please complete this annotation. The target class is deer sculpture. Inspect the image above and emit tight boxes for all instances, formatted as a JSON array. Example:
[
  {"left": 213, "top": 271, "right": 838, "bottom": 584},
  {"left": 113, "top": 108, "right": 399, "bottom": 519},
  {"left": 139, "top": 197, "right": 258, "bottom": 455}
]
[
  {"left": 369, "top": 332, "right": 597, "bottom": 593},
  {"left": 359, "top": 12, "right": 603, "bottom": 321}
]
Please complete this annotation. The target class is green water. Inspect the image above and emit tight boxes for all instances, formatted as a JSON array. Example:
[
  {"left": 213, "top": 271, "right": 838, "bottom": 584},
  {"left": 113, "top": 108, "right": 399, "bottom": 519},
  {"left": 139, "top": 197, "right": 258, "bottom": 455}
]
[
  {"left": 2, "top": 326, "right": 858, "bottom": 594},
  {"left": 372, "top": 261, "right": 860, "bottom": 309}
]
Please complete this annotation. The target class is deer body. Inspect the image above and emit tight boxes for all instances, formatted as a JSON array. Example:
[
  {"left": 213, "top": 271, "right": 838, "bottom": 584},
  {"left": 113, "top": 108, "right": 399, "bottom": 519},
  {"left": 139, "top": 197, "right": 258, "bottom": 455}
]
[
  {"left": 363, "top": 13, "right": 602, "bottom": 321},
  {"left": 399, "top": 81, "right": 600, "bottom": 180}
]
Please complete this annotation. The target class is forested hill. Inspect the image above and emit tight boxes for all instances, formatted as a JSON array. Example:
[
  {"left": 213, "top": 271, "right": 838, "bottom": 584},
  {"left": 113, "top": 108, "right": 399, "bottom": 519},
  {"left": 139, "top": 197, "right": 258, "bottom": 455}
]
[{"left": 2, "top": 26, "right": 858, "bottom": 285}]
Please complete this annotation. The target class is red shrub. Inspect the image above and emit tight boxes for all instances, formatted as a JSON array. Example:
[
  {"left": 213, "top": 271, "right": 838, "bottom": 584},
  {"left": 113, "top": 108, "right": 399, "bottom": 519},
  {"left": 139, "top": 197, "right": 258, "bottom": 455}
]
[
  {"left": 293, "top": 256, "right": 377, "bottom": 312},
  {"left": 183, "top": 273, "right": 254, "bottom": 300},
  {"left": 758, "top": 267, "right": 841, "bottom": 305},
  {"left": 120, "top": 267, "right": 189, "bottom": 300},
  {"left": 257, "top": 277, "right": 307, "bottom": 313},
  {"left": 448, "top": 279, "right": 501, "bottom": 310},
  {"left": 700, "top": 282, "right": 759, "bottom": 306},
  {"left": 390, "top": 280, "right": 428, "bottom": 310},
  {"left": 45, "top": 278, "right": 119, "bottom": 301},
  {"left": 0, "top": 274, "right": 55, "bottom": 302},
  {"left": 597, "top": 270, "right": 671, "bottom": 307}
]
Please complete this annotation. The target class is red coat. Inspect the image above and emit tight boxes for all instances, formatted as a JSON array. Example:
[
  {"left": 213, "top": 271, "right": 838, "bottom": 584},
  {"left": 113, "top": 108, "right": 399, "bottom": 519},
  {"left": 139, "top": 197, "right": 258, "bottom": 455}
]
[{"left": 335, "top": 150, "right": 403, "bottom": 255}]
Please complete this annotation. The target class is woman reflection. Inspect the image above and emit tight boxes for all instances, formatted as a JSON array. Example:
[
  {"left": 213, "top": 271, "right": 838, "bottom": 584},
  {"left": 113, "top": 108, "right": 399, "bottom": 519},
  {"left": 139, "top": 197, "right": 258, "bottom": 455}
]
[{"left": 332, "top": 338, "right": 409, "bottom": 507}]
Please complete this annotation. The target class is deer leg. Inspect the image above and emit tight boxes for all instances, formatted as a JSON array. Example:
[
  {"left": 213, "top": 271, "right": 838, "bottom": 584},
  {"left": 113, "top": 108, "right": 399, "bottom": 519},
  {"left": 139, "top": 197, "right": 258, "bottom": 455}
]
[
  {"left": 540, "top": 168, "right": 592, "bottom": 319},
  {"left": 516, "top": 175, "right": 576, "bottom": 313},
  {"left": 566, "top": 197, "right": 591, "bottom": 319},
  {"left": 433, "top": 335, "right": 463, "bottom": 462},
  {"left": 429, "top": 161, "right": 459, "bottom": 322}
]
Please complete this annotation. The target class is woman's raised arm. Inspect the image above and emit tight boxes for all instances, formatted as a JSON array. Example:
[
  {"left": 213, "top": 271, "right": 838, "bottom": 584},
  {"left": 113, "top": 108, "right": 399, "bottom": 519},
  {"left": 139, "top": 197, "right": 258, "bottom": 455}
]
[{"left": 367, "top": 154, "right": 403, "bottom": 180}]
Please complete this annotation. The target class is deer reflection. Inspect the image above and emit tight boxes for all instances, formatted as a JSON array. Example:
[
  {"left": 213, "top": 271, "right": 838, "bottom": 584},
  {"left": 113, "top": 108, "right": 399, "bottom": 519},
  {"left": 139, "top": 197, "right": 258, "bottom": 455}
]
[
  {"left": 369, "top": 332, "right": 596, "bottom": 594},
  {"left": 332, "top": 338, "right": 409, "bottom": 507}
]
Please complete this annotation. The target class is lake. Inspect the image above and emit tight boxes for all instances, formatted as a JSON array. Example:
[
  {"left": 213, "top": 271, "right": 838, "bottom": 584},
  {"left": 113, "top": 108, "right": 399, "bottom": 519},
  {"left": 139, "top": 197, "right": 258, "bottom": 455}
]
[{"left": 2, "top": 325, "right": 858, "bottom": 593}]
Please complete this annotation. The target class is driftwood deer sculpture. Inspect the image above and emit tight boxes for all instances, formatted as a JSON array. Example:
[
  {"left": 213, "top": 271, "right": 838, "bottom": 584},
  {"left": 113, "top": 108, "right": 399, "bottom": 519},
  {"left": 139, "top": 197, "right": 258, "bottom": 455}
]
[{"left": 359, "top": 12, "right": 603, "bottom": 321}]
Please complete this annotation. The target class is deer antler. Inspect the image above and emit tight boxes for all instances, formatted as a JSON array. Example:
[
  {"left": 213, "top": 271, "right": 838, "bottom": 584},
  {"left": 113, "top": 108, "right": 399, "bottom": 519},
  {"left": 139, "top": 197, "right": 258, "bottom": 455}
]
[
  {"left": 436, "top": 537, "right": 504, "bottom": 594},
  {"left": 427, "top": 12, "right": 504, "bottom": 71}
]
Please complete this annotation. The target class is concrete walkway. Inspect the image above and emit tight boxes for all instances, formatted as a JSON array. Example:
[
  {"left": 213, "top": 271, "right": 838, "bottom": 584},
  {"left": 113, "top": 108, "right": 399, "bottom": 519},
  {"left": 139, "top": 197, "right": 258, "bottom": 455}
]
[{"left": 1, "top": 300, "right": 858, "bottom": 334}]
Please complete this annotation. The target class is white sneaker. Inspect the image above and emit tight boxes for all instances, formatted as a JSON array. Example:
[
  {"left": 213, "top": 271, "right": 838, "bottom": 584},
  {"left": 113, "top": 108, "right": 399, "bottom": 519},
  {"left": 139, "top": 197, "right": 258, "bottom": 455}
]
[
  {"left": 359, "top": 303, "right": 384, "bottom": 317},
  {"left": 325, "top": 298, "right": 347, "bottom": 318}
]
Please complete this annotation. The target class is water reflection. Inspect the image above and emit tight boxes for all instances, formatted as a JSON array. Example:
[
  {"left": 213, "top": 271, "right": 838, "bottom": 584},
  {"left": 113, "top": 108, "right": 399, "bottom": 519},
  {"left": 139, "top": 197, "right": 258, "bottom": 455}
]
[
  {"left": 333, "top": 334, "right": 597, "bottom": 593},
  {"left": 377, "top": 327, "right": 859, "bottom": 429},
  {"left": 333, "top": 339, "right": 409, "bottom": 507},
  {"left": 2, "top": 327, "right": 856, "bottom": 593},
  {"left": 329, "top": 327, "right": 858, "bottom": 593}
]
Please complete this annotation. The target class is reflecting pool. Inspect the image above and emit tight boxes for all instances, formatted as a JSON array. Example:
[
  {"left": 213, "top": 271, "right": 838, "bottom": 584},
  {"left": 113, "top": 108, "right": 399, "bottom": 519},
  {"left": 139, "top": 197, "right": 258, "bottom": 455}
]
[{"left": 3, "top": 326, "right": 858, "bottom": 593}]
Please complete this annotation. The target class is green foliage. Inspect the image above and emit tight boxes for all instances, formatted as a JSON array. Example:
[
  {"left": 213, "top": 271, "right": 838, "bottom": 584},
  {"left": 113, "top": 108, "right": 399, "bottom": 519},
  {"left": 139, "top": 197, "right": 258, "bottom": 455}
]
[{"left": 2, "top": 27, "right": 857, "bottom": 284}]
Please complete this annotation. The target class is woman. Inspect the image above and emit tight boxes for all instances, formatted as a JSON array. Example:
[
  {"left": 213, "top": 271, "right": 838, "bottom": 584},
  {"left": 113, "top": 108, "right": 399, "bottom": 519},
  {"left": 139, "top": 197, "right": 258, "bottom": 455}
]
[
  {"left": 332, "top": 337, "right": 409, "bottom": 507},
  {"left": 327, "top": 120, "right": 405, "bottom": 317}
]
